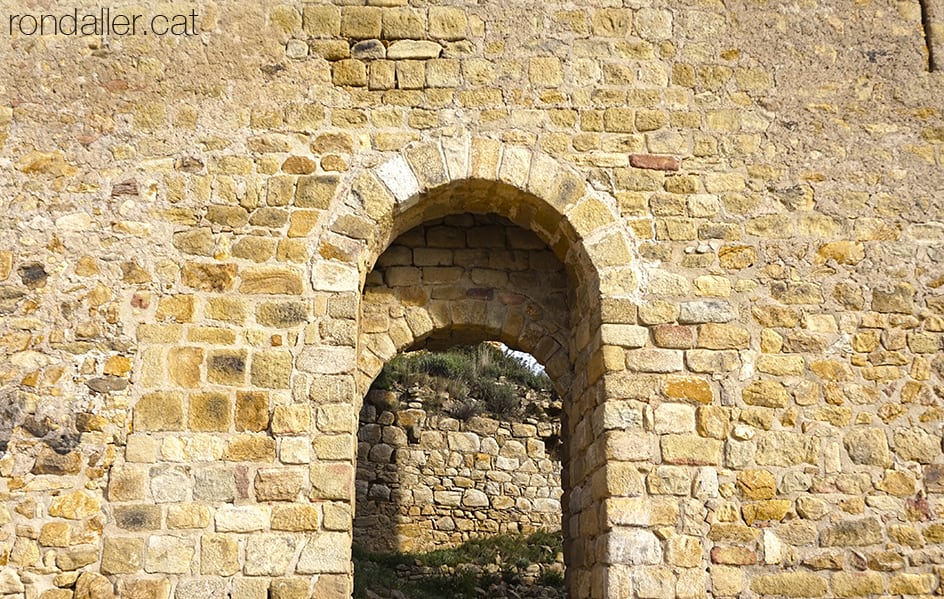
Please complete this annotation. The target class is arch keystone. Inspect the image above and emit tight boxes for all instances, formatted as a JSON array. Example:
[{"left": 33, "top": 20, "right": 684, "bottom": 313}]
[{"left": 470, "top": 137, "right": 501, "bottom": 179}]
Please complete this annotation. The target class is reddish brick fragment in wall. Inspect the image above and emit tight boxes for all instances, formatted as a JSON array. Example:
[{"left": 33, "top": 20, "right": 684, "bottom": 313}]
[{"left": 630, "top": 154, "right": 680, "bottom": 171}]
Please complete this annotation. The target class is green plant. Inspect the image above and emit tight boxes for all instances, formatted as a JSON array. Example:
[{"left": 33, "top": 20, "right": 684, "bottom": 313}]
[
  {"left": 479, "top": 380, "right": 517, "bottom": 418},
  {"left": 538, "top": 568, "right": 565, "bottom": 587},
  {"left": 370, "top": 343, "right": 555, "bottom": 420},
  {"left": 353, "top": 531, "right": 565, "bottom": 599},
  {"left": 448, "top": 398, "right": 482, "bottom": 421}
]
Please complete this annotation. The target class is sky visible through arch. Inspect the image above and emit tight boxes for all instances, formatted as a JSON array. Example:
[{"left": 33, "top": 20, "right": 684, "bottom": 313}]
[{"left": 500, "top": 343, "right": 545, "bottom": 376}]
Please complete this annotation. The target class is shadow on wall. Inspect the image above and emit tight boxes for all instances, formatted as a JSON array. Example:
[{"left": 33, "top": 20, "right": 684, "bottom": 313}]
[
  {"left": 353, "top": 211, "right": 579, "bottom": 585},
  {"left": 353, "top": 376, "right": 564, "bottom": 554},
  {"left": 0, "top": 388, "right": 82, "bottom": 457}
]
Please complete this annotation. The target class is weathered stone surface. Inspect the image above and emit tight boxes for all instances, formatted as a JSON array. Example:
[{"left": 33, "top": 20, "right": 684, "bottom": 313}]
[
  {"left": 844, "top": 428, "right": 891, "bottom": 467},
  {"left": 215, "top": 505, "right": 269, "bottom": 532},
  {"left": 118, "top": 578, "right": 172, "bottom": 599},
  {"left": 697, "top": 323, "right": 750, "bottom": 349},
  {"left": 711, "top": 565, "right": 744, "bottom": 596},
  {"left": 173, "top": 228, "right": 214, "bottom": 256},
  {"left": 224, "top": 435, "right": 277, "bottom": 462},
  {"left": 74, "top": 571, "right": 115, "bottom": 599},
  {"left": 737, "top": 469, "right": 776, "bottom": 500},
  {"left": 4, "top": 5, "right": 944, "bottom": 596},
  {"left": 240, "top": 267, "right": 305, "bottom": 294},
  {"left": 711, "top": 546, "right": 757, "bottom": 565},
  {"left": 133, "top": 391, "right": 185, "bottom": 431},
  {"left": 194, "top": 467, "right": 236, "bottom": 502},
  {"left": 168, "top": 346, "right": 203, "bottom": 388},
  {"left": 271, "top": 504, "right": 320, "bottom": 531},
  {"left": 893, "top": 427, "right": 940, "bottom": 463},
  {"left": 666, "top": 535, "right": 702, "bottom": 568},
  {"left": 830, "top": 572, "right": 884, "bottom": 597},
  {"left": 755, "top": 432, "right": 817, "bottom": 466},
  {"left": 629, "top": 153, "right": 680, "bottom": 171},
  {"left": 145, "top": 535, "right": 195, "bottom": 574},
  {"left": 742, "top": 380, "right": 790, "bottom": 408},
  {"left": 181, "top": 262, "right": 237, "bottom": 292},
  {"left": 387, "top": 40, "right": 442, "bottom": 60},
  {"left": 236, "top": 391, "right": 270, "bottom": 432},
  {"left": 796, "top": 496, "right": 829, "bottom": 520},
  {"left": 0, "top": 569, "right": 24, "bottom": 594},
  {"left": 889, "top": 573, "right": 935, "bottom": 595},
  {"left": 296, "top": 533, "right": 351, "bottom": 574},
  {"left": 149, "top": 465, "right": 191, "bottom": 502},
  {"left": 32, "top": 447, "right": 83, "bottom": 475},
  {"left": 871, "top": 283, "right": 915, "bottom": 313},
  {"left": 742, "top": 499, "right": 791, "bottom": 524},
  {"left": 750, "top": 572, "right": 827, "bottom": 597},
  {"left": 625, "top": 348, "right": 683, "bottom": 372},
  {"left": 48, "top": 491, "right": 100, "bottom": 520},
  {"left": 251, "top": 350, "right": 293, "bottom": 389},
  {"left": 101, "top": 537, "right": 144, "bottom": 574},
  {"left": 802, "top": 552, "right": 845, "bottom": 571},
  {"left": 678, "top": 300, "right": 736, "bottom": 323},
  {"left": 271, "top": 404, "right": 311, "bottom": 434},
  {"left": 189, "top": 391, "right": 232, "bottom": 432},
  {"left": 821, "top": 518, "right": 884, "bottom": 547},
  {"left": 56, "top": 545, "right": 100, "bottom": 571},
  {"left": 605, "top": 529, "right": 662, "bottom": 565},
  {"left": 167, "top": 504, "right": 210, "bottom": 529},
  {"left": 257, "top": 301, "right": 308, "bottom": 327},
  {"left": 206, "top": 350, "right": 247, "bottom": 385},
  {"left": 664, "top": 377, "right": 713, "bottom": 403},
  {"left": 113, "top": 505, "right": 161, "bottom": 531},
  {"left": 661, "top": 435, "right": 722, "bottom": 465},
  {"left": 255, "top": 468, "right": 304, "bottom": 501},
  {"left": 174, "top": 579, "right": 227, "bottom": 599},
  {"left": 696, "top": 406, "right": 730, "bottom": 439},
  {"left": 653, "top": 403, "right": 695, "bottom": 435},
  {"left": 269, "top": 578, "right": 311, "bottom": 599},
  {"left": 201, "top": 534, "right": 239, "bottom": 576},
  {"left": 86, "top": 376, "right": 129, "bottom": 393}
]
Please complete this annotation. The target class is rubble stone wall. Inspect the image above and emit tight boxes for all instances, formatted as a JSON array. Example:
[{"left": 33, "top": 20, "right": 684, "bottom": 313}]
[
  {"left": 0, "top": 1, "right": 942, "bottom": 598},
  {"left": 354, "top": 397, "right": 563, "bottom": 553}
]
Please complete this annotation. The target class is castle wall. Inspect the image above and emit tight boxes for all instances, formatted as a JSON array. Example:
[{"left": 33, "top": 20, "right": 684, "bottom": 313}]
[
  {"left": 354, "top": 395, "right": 562, "bottom": 553},
  {"left": 0, "top": 1, "right": 942, "bottom": 598}
]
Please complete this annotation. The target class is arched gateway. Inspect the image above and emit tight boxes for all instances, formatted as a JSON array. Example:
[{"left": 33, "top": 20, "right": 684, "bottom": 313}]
[{"left": 312, "top": 136, "right": 648, "bottom": 597}]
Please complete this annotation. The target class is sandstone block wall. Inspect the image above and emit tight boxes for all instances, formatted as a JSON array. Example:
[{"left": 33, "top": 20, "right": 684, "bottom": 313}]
[
  {"left": 354, "top": 393, "right": 562, "bottom": 553},
  {"left": 0, "top": 1, "right": 943, "bottom": 598}
]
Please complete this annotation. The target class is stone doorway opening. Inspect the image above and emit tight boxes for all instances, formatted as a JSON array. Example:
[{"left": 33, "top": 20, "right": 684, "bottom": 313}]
[
  {"left": 355, "top": 343, "right": 564, "bottom": 553},
  {"left": 354, "top": 213, "right": 575, "bottom": 596},
  {"left": 353, "top": 343, "right": 566, "bottom": 597}
]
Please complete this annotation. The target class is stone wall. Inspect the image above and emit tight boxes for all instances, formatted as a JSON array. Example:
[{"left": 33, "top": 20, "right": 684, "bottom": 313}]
[
  {"left": 0, "top": 1, "right": 943, "bottom": 598},
  {"left": 354, "top": 389, "right": 562, "bottom": 553}
]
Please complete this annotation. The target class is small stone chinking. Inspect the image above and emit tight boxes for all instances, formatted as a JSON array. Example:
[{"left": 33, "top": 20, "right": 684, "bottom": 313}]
[{"left": 0, "top": 1, "right": 943, "bottom": 598}]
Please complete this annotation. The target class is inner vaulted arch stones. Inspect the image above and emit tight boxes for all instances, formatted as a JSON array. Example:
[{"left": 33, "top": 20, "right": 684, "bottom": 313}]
[{"left": 316, "top": 138, "right": 641, "bottom": 596}]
